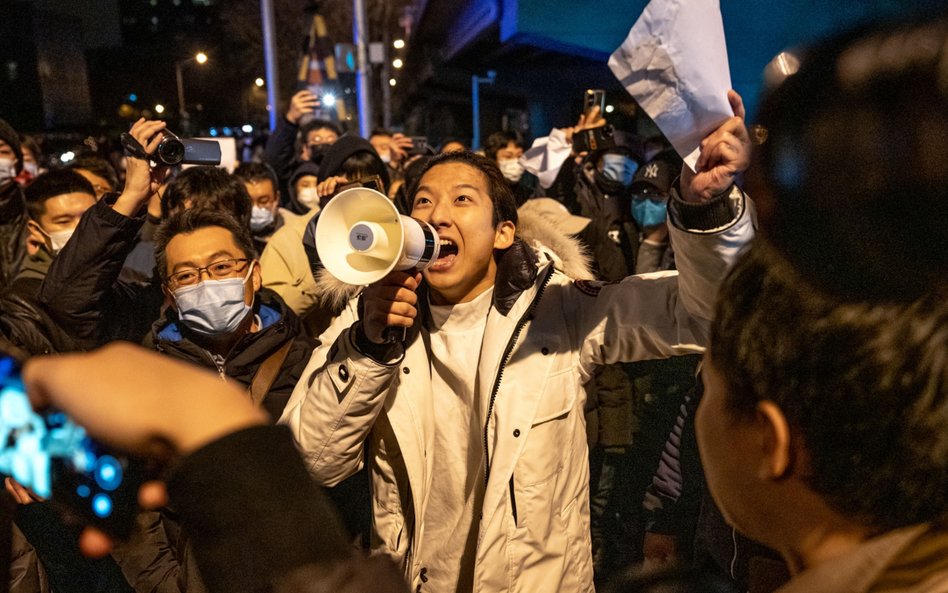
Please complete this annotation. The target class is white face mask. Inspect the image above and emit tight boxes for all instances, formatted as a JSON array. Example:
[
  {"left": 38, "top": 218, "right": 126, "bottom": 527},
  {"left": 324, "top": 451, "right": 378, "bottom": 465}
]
[
  {"left": 23, "top": 162, "right": 39, "bottom": 178},
  {"left": 297, "top": 187, "right": 320, "bottom": 211},
  {"left": 34, "top": 225, "right": 75, "bottom": 256},
  {"left": 380, "top": 153, "right": 392, "bottom": 165},
  {"left": 0, "top": 158, "right": 16, "bottom": 187},
  {"left": 250, "top": 205, "right": 276, "bottom": 232},
  {"left": 498, "top": 158, "right": 525, "bottom": 183}
]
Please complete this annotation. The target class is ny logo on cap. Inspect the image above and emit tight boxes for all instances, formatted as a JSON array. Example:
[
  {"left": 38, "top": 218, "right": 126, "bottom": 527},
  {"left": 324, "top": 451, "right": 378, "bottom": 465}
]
[{"left": 644, "top": 163, "right": 659, "bottom": 178}]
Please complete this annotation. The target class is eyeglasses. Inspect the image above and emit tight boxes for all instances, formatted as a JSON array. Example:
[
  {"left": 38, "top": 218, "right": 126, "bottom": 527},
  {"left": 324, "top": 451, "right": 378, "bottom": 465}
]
[{"left": 166, "top": 258, "right": 252, "bottom": 289}]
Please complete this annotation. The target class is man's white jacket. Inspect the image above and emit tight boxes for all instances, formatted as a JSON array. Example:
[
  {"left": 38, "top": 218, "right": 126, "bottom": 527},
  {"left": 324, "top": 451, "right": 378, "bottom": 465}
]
[{"left": 281, "top": 187, "right": 754, "bottom": 592}]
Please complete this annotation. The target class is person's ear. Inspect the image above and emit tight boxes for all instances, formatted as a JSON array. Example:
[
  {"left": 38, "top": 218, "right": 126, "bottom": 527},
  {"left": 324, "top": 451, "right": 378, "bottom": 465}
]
[
  {"left": 251, "top": 260, "right": 262, "bottom": 293},
  {"left": 493, "top": 220, "right": 516, "bottom": 250},
  {"left": 25, "top": 220, "right": 46, "bottom": 257},
  {"left": 161, "top": 283, "right": 176, "bottom": 311},
  {"left": 755, "top": 400, "right": 792, "bottom": 480}
]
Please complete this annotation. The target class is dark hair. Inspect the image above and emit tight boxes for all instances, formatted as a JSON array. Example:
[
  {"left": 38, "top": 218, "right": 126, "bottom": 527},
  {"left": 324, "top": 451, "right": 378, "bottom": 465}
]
[
  {"left": 483, "top": 131, "right": 524, "bottom": 161},
  {"left": 23, "top": 169, "right": 95, "bottom": 220},
  {"left": 711, "top": 244, "right": 948, "bottom": 532},
  {"left": 438, "top": 138, "right": 467, "bottom": 152},
  {"left": 233, "top": 161, "right": 279, "bottom": 189},
  {"left": 154, "top": 208, "right": 257, "bottom": 282},
  {"left": 20, "top": 135, "right": 42, "bottom": 164},
  {"left": 162, "top": 167, "right": 253, "bottom": 229},
  {"left": 412, "top": 150, "right": 518, "bottom": 228},
  {"left": 753, "top": 12, "right": 948, "bottom": 302},
  {"left": 339, "top": 151, "right": 384, "bottom": 182},
  {"left": 300, "top": 119, "right": 342, "bottom": 142},
  {"left": 369, "top": 128, "right": 393, "bottom": 138},
  {"left": 68, "top": 156, "right": 119, "bottom": 193}
]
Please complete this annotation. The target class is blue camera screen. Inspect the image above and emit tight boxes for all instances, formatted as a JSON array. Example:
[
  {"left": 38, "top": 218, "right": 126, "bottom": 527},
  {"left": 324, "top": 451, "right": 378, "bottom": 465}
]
[{"left": 0, "top": 356, "right": 95, "bottom": 499}]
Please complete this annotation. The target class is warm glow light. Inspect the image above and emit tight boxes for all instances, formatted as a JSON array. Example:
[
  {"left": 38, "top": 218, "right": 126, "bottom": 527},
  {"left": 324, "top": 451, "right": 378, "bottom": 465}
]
[
  {"left": 195, "top": 52, "right": 208, "bottom": 64},
  {"left": 605, "top": 104, "right": 615, "bottom": 113},
  {"left": 393, "top": 39, "right": 405, "bottom": 49},
  {"left": 254, "top": 77, "right": 265, "bottom": 87},
  {"left": 389, "top": 78, "right": 397, "bottom": 87},
  {"left": 392, "top": 58, "right": 403, "bottom": 69},
  {"left": 155, "top": 104, "right": 165, "bottom": 114}
]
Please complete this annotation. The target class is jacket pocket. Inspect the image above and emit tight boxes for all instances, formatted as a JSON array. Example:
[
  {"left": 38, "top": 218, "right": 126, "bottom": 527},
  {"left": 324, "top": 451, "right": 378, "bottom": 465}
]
[{"left": 517, "top": 370, "right": 577, "bottom": 487}]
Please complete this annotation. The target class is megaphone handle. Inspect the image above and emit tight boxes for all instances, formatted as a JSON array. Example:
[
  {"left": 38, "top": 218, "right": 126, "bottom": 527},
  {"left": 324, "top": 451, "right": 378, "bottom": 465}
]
[{"left": 382, "top": 326, "right": 407, "bottom": 344}]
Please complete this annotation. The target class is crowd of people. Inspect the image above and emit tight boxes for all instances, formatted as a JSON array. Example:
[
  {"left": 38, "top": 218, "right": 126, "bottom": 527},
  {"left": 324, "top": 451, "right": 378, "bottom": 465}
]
[{"left": 0, "top": 10, "right": 945, "bottom": 593}]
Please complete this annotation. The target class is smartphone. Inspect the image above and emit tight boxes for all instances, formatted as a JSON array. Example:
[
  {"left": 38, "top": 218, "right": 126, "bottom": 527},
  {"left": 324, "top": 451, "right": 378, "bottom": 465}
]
[
  {"left": 0, "top": 354, "right": 145, "bottom": 538},
  {"left": 584, "top": 89, "right": 606, "bottom": 117},
  {"left": 408, "top": 137, "right": 429, "bottom": 156}
]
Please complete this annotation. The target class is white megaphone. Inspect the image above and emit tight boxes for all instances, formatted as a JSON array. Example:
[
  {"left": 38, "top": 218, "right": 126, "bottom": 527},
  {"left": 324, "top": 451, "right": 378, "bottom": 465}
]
[{"left": 315, "top": 187, "right": 441, "bottom": 286}]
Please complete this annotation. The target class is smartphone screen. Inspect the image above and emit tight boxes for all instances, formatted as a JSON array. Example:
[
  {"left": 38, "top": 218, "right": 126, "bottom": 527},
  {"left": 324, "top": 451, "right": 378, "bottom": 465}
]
[
  {"left": 0, "top": 354, "right": 143, "bottom": 537},
  {"left": 409, "top": 137, "right": 429, "bottom": 156},
  {"left": 584, "top": 89, "right": 606, "bottom": 116}
]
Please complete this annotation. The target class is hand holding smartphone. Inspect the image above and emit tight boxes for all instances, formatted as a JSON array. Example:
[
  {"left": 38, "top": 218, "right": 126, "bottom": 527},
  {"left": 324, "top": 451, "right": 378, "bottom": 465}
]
[
  {"left": 0, "top": 354, "right": 147, "bottom": 538},
  {"left": 584, "top": 89, "right": 606, "bottom": 118}
]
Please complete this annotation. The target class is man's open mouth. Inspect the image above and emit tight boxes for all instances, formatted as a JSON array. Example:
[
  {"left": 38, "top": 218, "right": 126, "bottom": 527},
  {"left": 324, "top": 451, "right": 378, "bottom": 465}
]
[{"left": 430, "top": 238, "right": 458, "bottom": 271}]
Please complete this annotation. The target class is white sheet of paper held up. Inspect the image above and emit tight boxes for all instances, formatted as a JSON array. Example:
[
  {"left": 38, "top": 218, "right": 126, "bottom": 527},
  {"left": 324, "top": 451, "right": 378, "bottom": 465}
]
[{"left": 608, "top": 0, "right": 733, "bottom": 171}]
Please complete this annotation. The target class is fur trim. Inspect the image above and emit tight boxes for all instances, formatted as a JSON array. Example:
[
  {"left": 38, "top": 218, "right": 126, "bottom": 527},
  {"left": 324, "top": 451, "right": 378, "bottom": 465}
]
[
  {"left": 515, "top": 209, "right": 595, "bottom": 281},
  {"left": 313, "top": 266, "right": 362, "bottom": 311}
]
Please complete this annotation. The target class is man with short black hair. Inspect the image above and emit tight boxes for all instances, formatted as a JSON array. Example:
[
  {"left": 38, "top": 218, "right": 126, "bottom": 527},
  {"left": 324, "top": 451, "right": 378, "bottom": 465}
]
[
  {"left": 283, "top": 97, "right": 754, "bottom": 591},
  {"left": 0, "top": 169, "right": 96, "bottom": 355},
  {"left": 233, "top": 161, "right": 297, "bottom": 252},
  {"left": 151, "top": 207, "right": 312, "bottom": 418}
]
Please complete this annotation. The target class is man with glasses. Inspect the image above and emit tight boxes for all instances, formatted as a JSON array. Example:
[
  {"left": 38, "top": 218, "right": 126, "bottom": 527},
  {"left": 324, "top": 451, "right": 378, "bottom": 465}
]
[{"left": 150, "top": 207, "right": 313, "bottom": 419}]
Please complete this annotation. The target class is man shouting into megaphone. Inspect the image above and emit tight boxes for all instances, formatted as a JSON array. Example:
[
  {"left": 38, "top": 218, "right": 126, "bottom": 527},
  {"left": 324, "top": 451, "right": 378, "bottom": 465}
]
[{"left": 281, "top": 101, "right": 753, "bottom": 593}]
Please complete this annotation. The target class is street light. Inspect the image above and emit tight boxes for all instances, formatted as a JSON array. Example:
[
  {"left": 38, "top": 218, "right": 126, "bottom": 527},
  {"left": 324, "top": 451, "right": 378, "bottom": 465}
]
[
  {"left": 393, "top": 39, "right": 405, "bottom": 49},
  {"left": 254, "top": 77, "right": 265, "bottom": 87},
  {"left": 392, "top": 58, "right": 403, "bottom": 69},
  {"left": 176, "top": 52, "right": 209, "bottom": 129},
  {"left": 155, "top": 104, "right": 165, "bottom": 114}
]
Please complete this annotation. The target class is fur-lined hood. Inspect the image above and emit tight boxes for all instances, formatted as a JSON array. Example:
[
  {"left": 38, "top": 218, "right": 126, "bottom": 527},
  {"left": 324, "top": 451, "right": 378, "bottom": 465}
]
[{"left": 310, "top": 208, "right": 594, "bottom": 312}]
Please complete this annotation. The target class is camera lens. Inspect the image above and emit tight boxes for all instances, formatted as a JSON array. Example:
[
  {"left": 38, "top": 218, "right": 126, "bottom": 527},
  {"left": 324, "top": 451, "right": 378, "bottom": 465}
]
[{"left": 157, "top": 137, "right": 185, "bottom": 165}]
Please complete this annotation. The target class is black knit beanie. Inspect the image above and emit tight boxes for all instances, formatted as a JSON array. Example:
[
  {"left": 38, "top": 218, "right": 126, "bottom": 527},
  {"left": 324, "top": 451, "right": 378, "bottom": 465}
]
[{"left": 0, "top": 119, "right": 23, "bottom": 173}]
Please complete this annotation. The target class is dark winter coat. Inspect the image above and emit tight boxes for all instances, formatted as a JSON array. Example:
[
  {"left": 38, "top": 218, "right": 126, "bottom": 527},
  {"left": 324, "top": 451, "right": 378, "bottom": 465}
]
[{"left": 147, "top": 288, "right": 315, "bottom": 421}]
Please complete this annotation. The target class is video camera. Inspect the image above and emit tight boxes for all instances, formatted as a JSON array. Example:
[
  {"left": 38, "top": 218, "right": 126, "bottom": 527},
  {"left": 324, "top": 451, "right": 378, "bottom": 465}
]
[{"left": 121, "top": 130, "right": 222, "bottom": 166}]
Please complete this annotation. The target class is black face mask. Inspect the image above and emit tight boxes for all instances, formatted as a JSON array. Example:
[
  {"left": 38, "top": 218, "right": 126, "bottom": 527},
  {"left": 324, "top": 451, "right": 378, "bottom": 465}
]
[{"left": 309, "top": 143, "right": 328, "bottom": 165}]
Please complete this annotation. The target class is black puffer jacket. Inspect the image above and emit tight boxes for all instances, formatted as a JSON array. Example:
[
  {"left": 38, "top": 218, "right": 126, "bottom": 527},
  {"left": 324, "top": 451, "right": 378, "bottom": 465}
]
[
  {"left": 0, "top": 181, "right": 27, "bottom": 292},
  {"left": 147, "top": 288, "right": 315, "bottom": 421},
  {"left": 0, "top": 252, "right": 85, "bottom": 355},
  {"left": 39, "top": 197, "right": 163, "bottom": 347}
]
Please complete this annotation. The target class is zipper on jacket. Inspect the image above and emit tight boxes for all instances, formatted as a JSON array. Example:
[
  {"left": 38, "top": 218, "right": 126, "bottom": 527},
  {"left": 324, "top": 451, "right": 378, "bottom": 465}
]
[
  {"left": 483, "top": 266, "right": 554, "bottom": 486},
  {"left": 207, "top": 352, "right": 227, "bottom": 380}
]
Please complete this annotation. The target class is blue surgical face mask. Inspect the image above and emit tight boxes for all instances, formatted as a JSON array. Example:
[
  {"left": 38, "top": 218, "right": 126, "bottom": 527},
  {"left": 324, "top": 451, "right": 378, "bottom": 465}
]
[
  {"left": 600, "top": 154, "right": 638, "bottom": 187},
  {"left": 632, "top": 195, "right": 668, "bottom": 228},
  {"left": 172, "top": 263, "right": 255, "bottom": 336}
]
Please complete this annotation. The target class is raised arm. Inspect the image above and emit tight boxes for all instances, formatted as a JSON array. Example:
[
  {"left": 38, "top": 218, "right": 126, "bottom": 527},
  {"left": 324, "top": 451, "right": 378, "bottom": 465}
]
[{"left": 38, "top": 119, "right": 169, "bottom": 345}]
